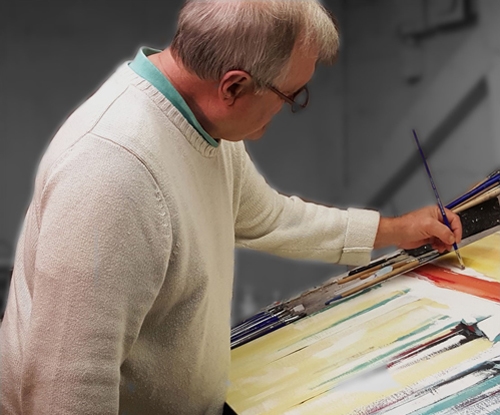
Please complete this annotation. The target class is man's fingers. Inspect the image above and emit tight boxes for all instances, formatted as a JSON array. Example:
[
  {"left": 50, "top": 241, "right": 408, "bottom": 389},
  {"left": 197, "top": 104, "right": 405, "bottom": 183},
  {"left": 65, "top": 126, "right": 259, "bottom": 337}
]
[
  {"left": 428, "top": 221, "right": 456, "bottom": 247},
  {"left": 444, "top": 208, "right": 463, "bottom": 243},
  {"left": 430, "top": 238, "right": 452, "bottom": 253}
]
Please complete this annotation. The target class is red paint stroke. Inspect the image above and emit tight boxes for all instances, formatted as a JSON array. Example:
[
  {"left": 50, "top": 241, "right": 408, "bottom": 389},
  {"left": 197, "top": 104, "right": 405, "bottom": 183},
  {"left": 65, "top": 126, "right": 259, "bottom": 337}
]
[{"left": 416, "top": 264, "right": 500, "bottom": 303}]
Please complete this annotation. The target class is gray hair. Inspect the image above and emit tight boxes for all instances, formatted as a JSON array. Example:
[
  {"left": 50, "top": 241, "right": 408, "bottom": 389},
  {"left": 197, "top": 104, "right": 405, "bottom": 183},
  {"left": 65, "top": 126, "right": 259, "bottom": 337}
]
[{"left": 170, "top": 0, "right": 339, "bottom": 90}]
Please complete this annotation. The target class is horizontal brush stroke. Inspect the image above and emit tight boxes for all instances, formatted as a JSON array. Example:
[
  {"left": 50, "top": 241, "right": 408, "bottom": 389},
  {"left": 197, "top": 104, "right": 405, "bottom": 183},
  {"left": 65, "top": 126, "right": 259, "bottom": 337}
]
[
  {"left": 359, "top": 342, "right": 500, "bottom": 415},
  {"left": 412, "top": 375, "right": 500, "bottom": 414},
  {"left": 417, "top": 264, "right": 500, "bottom": 303}
]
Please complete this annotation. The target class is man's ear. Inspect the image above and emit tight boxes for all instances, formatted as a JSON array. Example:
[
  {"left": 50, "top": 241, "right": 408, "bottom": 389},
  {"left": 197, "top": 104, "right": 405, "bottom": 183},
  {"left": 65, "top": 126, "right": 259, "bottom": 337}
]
[{"left": 219, "top": 71, "right": 254, "bottom": 106}]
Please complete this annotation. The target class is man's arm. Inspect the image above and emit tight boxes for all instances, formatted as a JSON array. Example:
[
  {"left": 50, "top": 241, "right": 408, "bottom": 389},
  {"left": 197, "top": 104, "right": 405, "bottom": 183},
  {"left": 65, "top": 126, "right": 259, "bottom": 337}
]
[
  {"left": 233, "top": 145, "right": 462, "bottom": 265},
  {"left": 233, "top": 145, "right": 380, "bottom": 266},
  {"left": 19, "top": 136, "right": 171, "bottom": 414}
]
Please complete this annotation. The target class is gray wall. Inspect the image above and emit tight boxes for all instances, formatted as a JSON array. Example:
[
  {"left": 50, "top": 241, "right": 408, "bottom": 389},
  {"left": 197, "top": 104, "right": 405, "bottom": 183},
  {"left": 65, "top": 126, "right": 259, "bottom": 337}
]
[{"left": 340, "top": 0, "right": 499, "bottom": 218}]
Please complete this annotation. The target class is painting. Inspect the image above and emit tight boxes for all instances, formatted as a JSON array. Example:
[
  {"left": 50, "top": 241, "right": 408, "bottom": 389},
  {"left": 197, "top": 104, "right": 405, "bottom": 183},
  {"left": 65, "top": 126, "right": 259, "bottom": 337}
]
[{"left": 227, "top": 232, "right": 500, "bottom": 414}]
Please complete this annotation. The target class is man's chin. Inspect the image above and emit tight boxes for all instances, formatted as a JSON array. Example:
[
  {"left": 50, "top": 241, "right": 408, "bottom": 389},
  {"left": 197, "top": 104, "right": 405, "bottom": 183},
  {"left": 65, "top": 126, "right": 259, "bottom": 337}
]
[
  {"left": 245, "top": 127, "right": 267, "bottom": 141},
  {"left": 221, "top": 126, "right": 267, "bottom": 142}
]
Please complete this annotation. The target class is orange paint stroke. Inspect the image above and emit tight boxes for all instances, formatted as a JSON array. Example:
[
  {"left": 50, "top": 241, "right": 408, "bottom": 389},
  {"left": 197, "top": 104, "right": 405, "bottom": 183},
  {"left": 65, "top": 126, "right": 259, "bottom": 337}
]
[{"left": 416, "top": 264, "right": 500, "bottom": 303}]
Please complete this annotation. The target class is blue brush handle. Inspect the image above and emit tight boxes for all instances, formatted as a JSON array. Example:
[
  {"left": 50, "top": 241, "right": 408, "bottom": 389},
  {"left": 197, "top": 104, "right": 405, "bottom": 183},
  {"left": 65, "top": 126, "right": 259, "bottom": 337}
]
[
  {"left": 446, "top": 174, "right": 500, "bottom": 210},
  {"left": 230, "top": 315, "right": 281, "bottom": 342},
  {"left": 412, "top": 130, "right": 458, "bottom": 250}
]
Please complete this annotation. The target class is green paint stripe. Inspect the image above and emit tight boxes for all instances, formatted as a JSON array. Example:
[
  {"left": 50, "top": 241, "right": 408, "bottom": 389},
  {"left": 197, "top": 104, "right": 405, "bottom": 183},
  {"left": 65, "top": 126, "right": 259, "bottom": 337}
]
[{"left": 409, "top": 374, "right": 500, "bottom": 415}]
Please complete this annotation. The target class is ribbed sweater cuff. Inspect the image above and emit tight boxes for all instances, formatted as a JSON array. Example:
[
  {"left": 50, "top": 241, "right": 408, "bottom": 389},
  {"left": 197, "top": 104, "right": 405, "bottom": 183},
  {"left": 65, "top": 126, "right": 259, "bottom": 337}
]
[{"left": 339, "top": 208, "right": 380, "bottom": 265}]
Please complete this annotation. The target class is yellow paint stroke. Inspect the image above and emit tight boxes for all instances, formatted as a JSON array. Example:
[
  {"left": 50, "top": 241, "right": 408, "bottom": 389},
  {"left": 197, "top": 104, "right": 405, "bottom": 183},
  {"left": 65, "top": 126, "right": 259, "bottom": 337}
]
[
  {"left": 228, "top": 288, "right": 457, "bottom": 414},
  {"left": 230, "top": 289, "right": 410, "bottom": 375},
  {"left": 229, "top": 289, "right": 444, "bottom": 384},
  {"left": 436, "top": 232, "right": 500, "bottom": 281}
]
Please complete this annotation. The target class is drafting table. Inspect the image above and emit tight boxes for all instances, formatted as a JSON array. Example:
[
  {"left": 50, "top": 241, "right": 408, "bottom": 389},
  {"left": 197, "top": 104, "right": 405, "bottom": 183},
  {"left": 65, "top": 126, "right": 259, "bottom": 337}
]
[{"left": 227, "top": 225, "right": 500, "bottom": 414}]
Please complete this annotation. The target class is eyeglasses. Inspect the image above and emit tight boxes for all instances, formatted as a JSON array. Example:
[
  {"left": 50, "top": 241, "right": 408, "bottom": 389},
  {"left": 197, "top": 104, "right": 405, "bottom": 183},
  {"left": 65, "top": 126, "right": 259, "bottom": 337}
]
[{"left": 267, "top": 84, "right": 309, "bottom": 113}]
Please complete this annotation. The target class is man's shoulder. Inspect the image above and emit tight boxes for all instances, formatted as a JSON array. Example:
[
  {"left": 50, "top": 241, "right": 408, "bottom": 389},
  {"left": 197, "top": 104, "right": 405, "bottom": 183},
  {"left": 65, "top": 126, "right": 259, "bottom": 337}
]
[{"left": 40, "top": 64, "right": 180, "bottom": 176}]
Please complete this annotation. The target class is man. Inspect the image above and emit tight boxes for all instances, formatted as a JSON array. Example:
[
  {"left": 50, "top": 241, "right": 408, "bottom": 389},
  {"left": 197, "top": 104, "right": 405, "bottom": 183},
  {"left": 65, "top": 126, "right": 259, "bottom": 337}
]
[{"left": 0, "top": 1, "right": 461, "bottom": 414}]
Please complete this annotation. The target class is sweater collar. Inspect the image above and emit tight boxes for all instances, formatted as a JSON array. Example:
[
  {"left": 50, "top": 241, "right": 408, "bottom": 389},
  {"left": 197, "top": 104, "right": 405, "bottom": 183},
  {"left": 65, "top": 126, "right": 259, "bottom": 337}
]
[{"left": 129, "top": 47, "right": 219, "bottom": 149}]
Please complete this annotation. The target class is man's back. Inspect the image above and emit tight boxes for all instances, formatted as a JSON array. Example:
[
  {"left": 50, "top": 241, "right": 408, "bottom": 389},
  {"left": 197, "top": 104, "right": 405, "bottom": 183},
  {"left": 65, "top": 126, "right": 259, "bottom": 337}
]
[{"left": 0, "top": 63, "right": 240, "bottom": 415}]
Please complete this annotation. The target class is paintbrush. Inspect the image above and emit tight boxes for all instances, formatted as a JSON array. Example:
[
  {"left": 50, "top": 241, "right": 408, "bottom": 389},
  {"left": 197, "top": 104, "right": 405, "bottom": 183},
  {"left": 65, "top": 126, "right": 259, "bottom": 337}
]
[
  {"left": 452, "top": 186, "right": 500, "bottom": 213},
  {"left": 450, "top": 181, "right": 498, "bottom": 211},
  {"left": 464, "top": 169, "right": 500, "bottom": 193},
  {"left": 230, "top": 303, "right": 306, "bottom": 348},
  {"left": 412, "top": 129, "right": 465, "bottom": 270},
  {"left": 345, "top": 250, "right": 406, "bottom": 277},
  {"left": 325, "top": 251, "right": 440, "bottom": 305},
  {"left": 231, "top": 314, "right": 303, "bottom": 348},
  {"left": 337, "top": 254, "right": 410, "bottom": 285},
  {"left": 446, "top": 172, "right": 500, "bottom": 210}
]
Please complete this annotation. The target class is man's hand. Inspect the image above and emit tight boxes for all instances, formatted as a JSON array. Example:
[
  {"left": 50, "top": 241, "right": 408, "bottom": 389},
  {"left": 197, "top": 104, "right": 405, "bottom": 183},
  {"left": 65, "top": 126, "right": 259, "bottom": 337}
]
[{"left": 374, "top": 205, "right": 462, "bottom": 253}]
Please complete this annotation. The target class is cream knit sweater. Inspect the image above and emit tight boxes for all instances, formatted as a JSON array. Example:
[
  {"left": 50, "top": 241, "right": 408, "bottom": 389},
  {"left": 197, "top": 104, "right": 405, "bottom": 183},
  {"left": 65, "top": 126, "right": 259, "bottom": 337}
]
[{"left": 0, "top": 63, "right": 379, "bottom": 414}]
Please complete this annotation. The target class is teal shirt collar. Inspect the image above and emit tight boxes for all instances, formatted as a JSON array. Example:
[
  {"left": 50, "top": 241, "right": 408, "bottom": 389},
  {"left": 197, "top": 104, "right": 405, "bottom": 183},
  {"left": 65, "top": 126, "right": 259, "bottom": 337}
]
[{"left": 129, "top": 47, "right": 219, "bottom": 148}]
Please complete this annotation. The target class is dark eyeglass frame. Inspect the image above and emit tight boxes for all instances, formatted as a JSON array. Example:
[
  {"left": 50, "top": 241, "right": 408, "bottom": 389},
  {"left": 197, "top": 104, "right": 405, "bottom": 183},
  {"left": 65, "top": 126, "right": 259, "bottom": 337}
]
[{"left": 266, "top": 84, "right": 309, "bottom": 113}]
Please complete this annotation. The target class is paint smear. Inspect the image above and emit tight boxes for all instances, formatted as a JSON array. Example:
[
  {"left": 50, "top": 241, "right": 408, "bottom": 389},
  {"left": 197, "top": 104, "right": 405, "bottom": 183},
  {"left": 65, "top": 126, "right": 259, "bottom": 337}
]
[
  {"left": 436, "top": 232, "right": 500, "bottom": 281},
  {"left": 417, "top": 264, "right": 500, "bottom": 303}
]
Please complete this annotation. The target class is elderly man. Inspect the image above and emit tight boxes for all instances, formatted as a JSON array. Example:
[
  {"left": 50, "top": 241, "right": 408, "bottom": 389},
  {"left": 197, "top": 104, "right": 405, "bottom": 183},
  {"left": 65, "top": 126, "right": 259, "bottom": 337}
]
[{"left": 0, "top": 1, "right": 461, "bottom": 414}]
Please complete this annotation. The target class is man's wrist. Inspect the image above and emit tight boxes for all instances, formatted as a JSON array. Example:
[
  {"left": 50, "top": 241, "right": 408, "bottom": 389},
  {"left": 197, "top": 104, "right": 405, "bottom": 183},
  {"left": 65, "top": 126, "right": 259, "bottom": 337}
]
[{"left": 374, "top": 216, "right": 402, "bottom": 249}]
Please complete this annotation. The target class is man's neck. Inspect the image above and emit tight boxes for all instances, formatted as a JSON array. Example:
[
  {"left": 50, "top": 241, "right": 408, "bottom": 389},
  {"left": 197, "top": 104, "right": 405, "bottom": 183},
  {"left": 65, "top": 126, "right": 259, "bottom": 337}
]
[{"left": 148, "top": 49, "right": 219, "bottom": 138}]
